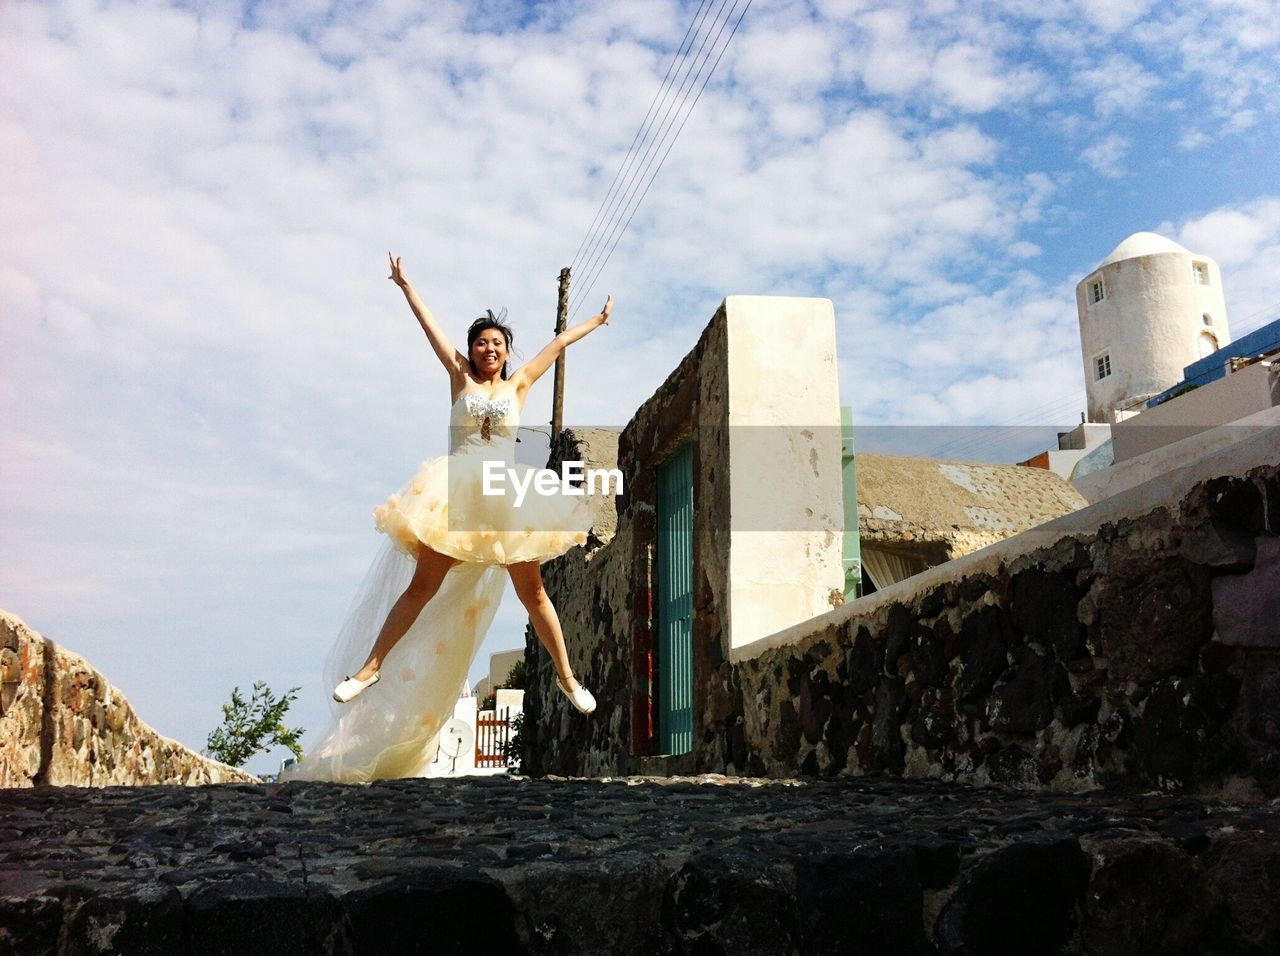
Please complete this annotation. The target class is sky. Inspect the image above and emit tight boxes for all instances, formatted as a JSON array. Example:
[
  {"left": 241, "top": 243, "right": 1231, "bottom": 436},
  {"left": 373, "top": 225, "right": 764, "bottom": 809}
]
[{"left": 3, "top": 0, "right": 1280, "bottom": 778}]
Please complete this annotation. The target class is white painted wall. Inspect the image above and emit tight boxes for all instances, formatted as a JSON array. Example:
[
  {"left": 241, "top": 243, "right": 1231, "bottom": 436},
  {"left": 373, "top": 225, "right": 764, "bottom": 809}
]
[
  {"left": 488, "top": 648, "right": 523, "bottom": 690},
  {"left": 494, "top": 688, "right": 524, "bottom": 712},
  {"left": 1112, "top": 361, "right": 1280, "bottom": 462},
  {"left": 424, "top": 692, "right": 477, "bottom": 777},
  {"left": 1036, "top": 423, "right": 1112, "bottom": 479},
  {"left": 1076, "top": 405, "right": 1280, "bottom": 504},
  {"left": 1042, "top": 449, "right": 1092, "bottom": 480},
  {"left": 1076, "top": 233, "right": 1231, "bottom": 424},
  {"left": 735, "top": 417, "right": 1280, "bottom": 664},
  {"left": 724, "top": 295, "right": 845, "bottom": 655}
]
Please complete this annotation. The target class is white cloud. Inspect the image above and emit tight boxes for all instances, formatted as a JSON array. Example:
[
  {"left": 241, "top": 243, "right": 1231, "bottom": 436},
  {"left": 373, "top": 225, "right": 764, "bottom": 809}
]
[
  {"left": 813, "top": 0, "right": 874, "bottom": 18},
  {"left": 930, "top": 42, "right": 1030, "bottom": 113},
  {"left": 1073, "top": 54, "right": 1162, "bottom": 117},
  {"left": 731, "top": 21, "right": 838, "bottom": 95},
  {"left": 1079, "top": 133, "right": 1129, "bottom": 177},
  {"left": 1131, "top": 3, "right": 1280, "bottom": 117},
  {"left": 1174, "top": 199, "right": 1280, "bottom": 265},
  {"left": 1226, "top": 108, "right": 1259, "bottom": 132},
  {"left": 1076, "top": 0, "right": 1158, "bottom": 33},
  {"left": 1019, "top": 172, "right": 1057, "bottom": 223},
  {"left": 848, "top": 7, "right": 1044, "bottom": 114},
  {"left": 920, "top": 124, "right": 1000, "bottom": 166},
  {"left": 855, "top": 8, "right": 935, "bottom": 98},
  {"left": 3, "top": 0, "right": 1279, "bottom": 773},
  {"left": 1169, "top": 198, "right": 1280, "bottom": 337},
  {"left": 1179, "top": 128, "right": 1209, "bottom": 150}
]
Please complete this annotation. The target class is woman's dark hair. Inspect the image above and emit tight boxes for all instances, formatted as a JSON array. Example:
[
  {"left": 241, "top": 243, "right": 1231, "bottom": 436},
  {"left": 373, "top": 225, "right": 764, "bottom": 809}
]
[{"left": 466, "top": 309, "right": 515, "bottom": 380}]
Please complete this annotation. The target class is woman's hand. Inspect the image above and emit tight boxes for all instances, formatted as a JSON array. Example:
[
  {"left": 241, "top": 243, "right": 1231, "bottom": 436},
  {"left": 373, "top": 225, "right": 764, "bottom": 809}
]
[
  {"left": 386, "top": 253, "right": 463, "bottom": 377},
  {"left": 388, "top": 252, "right": 410, "bottom": 289},
  {"left": 515, "top": 294, "right": 614, "bottom": 387}
]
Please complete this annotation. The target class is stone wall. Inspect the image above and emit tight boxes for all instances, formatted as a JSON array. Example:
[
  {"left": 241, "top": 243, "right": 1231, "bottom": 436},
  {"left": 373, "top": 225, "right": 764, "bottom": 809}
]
[
  {"left": 4, "top": 774, "right": 1280, "bottom": 955},
  {"left": 523, "top": 305, "right": 723, "bottom": 776},
  {"left": 725, "top": 462, "right": 1279, "bottom": 797},
  {"left": 527, "top": 420, "right": 1280, "bottom": 798},
  {"left": 0, "top": 611, "right": 258, "bottom": 787},
  {"left": 526, "top": 297, "right": 855, "bottom": 776}
]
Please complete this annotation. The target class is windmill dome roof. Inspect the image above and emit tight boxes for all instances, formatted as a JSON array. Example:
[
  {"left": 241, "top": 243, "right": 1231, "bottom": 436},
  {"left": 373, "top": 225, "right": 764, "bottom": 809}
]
[{"left": 1099, "top": 232, "right": 1192, "bottom": 268}]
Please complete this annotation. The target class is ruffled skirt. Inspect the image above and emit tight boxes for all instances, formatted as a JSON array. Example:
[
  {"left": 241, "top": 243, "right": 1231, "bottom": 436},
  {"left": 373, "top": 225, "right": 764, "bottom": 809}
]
[
  {"left": 372, "top": 445, "right": 594, "bottom": 565},
  {"left": 280, "top": 446, "right": 596, "bottom": 784}
]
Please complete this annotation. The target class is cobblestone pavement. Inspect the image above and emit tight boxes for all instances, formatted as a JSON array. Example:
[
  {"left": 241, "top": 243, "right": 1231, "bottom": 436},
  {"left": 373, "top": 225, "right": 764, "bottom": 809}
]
[{"left": 2, "top": 774, "right": 1279, "bottom": 954}]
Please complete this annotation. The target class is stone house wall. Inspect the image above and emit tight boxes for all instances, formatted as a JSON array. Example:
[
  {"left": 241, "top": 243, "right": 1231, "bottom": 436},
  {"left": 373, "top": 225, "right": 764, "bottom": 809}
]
[
  {"left": 526, "top": 379, "right": 1280, "bottom": 797},
  {"left": 523, "top": 303, "right": 730, "bottom": 776},
  {"left": 721, "top": 462, "right": 1280, "bottom": 798},
  {"left": 1, "top": 611, "right": 258, "bottom": 787}
]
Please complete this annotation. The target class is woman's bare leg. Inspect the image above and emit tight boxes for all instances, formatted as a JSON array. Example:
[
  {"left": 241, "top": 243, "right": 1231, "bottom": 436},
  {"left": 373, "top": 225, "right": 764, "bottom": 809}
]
[
  {"left": 352, "top": 546, "right": 459, "bottom": 681},
  {"left": 507, "top": 561, "right": 582, "bottom": 689}
]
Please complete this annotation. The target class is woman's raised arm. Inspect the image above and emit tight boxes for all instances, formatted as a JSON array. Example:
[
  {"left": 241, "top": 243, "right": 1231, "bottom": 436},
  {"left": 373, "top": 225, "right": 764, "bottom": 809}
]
[
  {"left": 388, "top": 253, "right": 467, "bottom": 378},
  {"left": 511, "top": 295, "right": 613, "bottom": 390}
]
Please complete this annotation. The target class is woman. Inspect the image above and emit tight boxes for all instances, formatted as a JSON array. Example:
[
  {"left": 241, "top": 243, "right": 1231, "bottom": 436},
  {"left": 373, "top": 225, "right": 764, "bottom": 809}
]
[{"left": 283, "top": 254, "right": 610, "bottom": 783}]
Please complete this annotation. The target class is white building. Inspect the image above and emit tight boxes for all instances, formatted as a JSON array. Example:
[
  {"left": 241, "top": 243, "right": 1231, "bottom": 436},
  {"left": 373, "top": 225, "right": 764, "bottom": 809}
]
[
  {"left": 473, "top": 647, "right": 524, "bottom": 703},
  {"left": 422, "top": 680, "right": 524, "bottom": 778},
  {"left": 1077, "top": 232, "right": 1231, "bottom": 424},
  {"left": 423, "top": 683, "right": 479, "bottom": 778}
]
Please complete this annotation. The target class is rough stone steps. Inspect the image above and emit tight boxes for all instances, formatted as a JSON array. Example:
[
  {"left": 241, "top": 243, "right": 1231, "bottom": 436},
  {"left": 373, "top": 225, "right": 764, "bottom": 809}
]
[{"left": 2, "top": 773, "right": 1278, "bottom": 954}]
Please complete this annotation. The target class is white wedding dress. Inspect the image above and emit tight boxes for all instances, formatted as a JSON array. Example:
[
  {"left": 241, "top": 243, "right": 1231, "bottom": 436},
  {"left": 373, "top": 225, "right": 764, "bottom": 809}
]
[{"left": 281, "top": 390, "right": 593, "bottom": 783}]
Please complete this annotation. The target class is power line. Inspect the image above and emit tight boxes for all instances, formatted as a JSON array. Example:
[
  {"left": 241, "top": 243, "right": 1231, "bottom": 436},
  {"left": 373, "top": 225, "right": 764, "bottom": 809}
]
[
  {"left": 1229, "top": 294, "right": 1280, "bottom": 330},
  {"left": 570, "top": 0, "right": 737, "bottom": 313},
  {"left": 567, "top": 0, "right": 752, "bottom": 322},
  {"left": 924, "top": 384, "right": 1088, "bottom": 457},
  {"left": 565, "top": 1, "right": 1280, "bottom": 446},
  {"left": 925, "top": 392, "right": 1088, "bottom": 461},
  {"left": 569, "top": 0, "right": 723, "bottom": 288},
  {"left": 574, "top": 0, "right": 751, "bottom": 315},
  {"left": 1232, "top": 302, "right": 1280, "bottom": 339},
  {"left": 571, "top": 0, "right": 752, "bottom": 323},
  {"left": 566, "top": 0, "right": 716, "bottom": 272}
]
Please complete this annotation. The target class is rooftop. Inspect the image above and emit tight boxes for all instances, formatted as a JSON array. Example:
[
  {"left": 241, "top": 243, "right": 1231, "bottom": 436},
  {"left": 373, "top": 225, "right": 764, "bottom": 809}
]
[{"left": 1098, "top": 231, "right": 1193, "bottom": 268}]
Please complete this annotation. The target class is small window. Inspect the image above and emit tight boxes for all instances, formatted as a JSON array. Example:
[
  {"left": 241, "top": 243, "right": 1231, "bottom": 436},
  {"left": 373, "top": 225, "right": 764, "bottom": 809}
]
[
  {"left": 1094, "top": 353, "right": 1112, "bottom": 380},
  {"left": 1203, "top": 313, "right": 1213, "bottom": 326},
  {"left": 1193, "top": 261, "right": 1210, "bottom": 285},
  {"left": 1089, "top": 277, "right": 1105, "bottom": 304},
  {"left": 1198, "top": 332, "right": 1218, "bottom": 358}
]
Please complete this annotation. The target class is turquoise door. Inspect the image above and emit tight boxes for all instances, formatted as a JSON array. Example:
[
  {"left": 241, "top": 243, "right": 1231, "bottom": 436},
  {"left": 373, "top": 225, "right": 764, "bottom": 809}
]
[
  {"left": 657, "top": 442, "right": 694, "bottom": 755},
  {"left": 841, "top": 406, "right": 862, "bottom": 602}
]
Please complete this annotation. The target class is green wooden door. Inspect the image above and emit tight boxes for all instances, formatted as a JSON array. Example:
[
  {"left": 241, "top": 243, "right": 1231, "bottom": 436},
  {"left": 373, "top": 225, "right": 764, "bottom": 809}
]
[
  {"left": 657, "top": 442, "right": 694, "bottom": 756},
  {"left": 841, "top": 405, "right": 862, "bottom": 602}
]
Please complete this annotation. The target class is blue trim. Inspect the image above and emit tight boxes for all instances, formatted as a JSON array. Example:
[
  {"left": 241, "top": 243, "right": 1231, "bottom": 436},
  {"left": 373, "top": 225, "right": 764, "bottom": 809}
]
[
  {"left": 657, "top": 443, "right": 694, "bottom": 757},
  {"left": 1147, "top": 317, "right": 1280, "bottom": 408}
]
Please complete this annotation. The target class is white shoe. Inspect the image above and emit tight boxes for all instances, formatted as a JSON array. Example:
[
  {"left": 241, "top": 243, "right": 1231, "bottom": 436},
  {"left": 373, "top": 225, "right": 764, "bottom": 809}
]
[
  {"left": 333, "top": 671, "right": 380, "bottom": 703},
  {"left": 557, "top": 675, "right": 596, "bottom": 715}
]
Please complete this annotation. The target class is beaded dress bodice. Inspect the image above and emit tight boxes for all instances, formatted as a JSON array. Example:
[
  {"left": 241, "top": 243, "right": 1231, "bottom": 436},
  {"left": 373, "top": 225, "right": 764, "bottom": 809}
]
[{"left": 449, "top": 391, "right": 519, "bottom": 458}]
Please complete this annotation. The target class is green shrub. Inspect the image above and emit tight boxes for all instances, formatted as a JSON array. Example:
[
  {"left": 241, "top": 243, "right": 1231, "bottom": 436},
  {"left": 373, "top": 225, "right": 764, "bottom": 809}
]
[{"left": 205, "top": 681, "right": 305, "bottom": 768}]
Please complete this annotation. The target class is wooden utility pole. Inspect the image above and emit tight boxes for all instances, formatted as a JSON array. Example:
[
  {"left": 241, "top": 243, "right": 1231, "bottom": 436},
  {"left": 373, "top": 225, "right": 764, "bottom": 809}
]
[{"left": 551, "top": 267, "right": 570, "bottom": 441}]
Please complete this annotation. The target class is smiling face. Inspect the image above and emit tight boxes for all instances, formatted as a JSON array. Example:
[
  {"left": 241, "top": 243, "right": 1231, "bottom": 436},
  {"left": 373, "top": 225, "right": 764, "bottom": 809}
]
[{"left": 469, "top": 326, "right": 509, "bottom": 379}]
